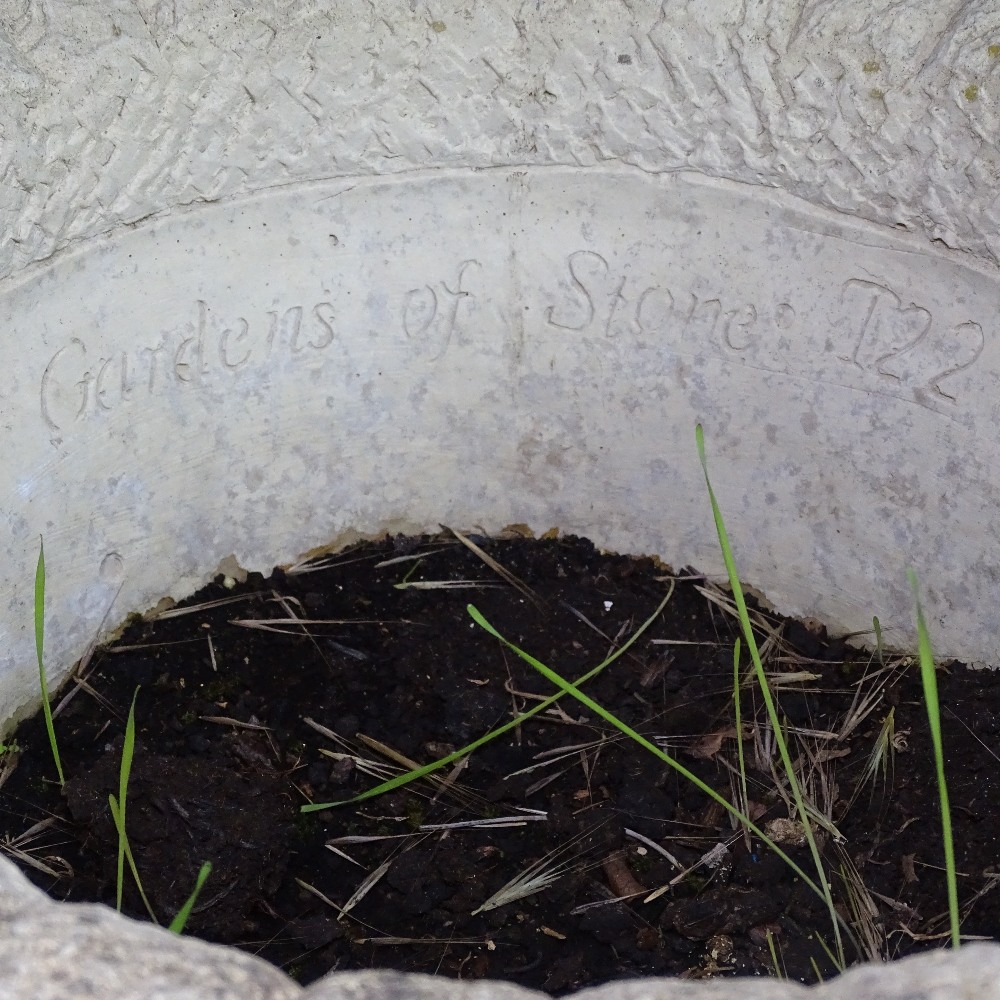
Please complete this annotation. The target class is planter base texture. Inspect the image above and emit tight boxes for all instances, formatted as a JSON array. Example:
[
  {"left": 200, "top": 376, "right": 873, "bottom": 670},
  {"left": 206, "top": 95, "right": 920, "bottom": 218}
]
[{"left": 0, "top": 857, "right": 997, "bottom": 1000}]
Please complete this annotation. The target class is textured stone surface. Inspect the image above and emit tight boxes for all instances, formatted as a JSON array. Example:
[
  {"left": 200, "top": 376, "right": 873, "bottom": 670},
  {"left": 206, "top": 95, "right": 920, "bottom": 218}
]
[
  {"left": 568, "top": 944, "right": 1000, "bottom": 1000},
  {"left": 302, "top": 971, "right": 548, "bottom": 1000},
  {"left": 0, "top": 856, "right": 300, "bottom": 1000},
  {"left": 1, "top": 1, "right": 999, "bottom": 280}
]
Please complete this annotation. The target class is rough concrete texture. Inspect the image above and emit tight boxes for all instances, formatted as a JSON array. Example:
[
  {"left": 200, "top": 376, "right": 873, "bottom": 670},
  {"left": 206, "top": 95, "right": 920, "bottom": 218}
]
[
  {"left": 1, "top": 856, "right": 998, "bottom": 1000},
  {"left": 0, "top": 855, "right": 299, "bottom": 1000},
  {"left": 1, "top": 0, "right": 999, "bottom": 992}
]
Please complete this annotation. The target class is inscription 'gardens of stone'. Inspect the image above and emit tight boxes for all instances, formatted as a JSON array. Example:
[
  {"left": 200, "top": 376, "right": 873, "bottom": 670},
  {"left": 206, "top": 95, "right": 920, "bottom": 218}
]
[
  {"left": 38, "top": 256, "right": 485, "bottom": 436},
  {"left": 34, "top": 226, "right": 995, "bottom": 437},
  {"left": 40, "top": 298, "right": 337, "bottom": 432},
  {"left": 538, "top": 249, "right": 991, "bottom": 414}
]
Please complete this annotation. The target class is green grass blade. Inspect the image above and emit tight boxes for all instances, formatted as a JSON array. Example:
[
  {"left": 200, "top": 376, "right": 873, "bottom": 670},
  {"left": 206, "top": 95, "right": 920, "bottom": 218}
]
[
  {"left": 108, "top": 793, "right": 157, "bottom": 923},
  {"left": 301, "top": 584, "right": 675, "bottom": 812},
  {"left": 120, "top": 686, "right": 139, "bottom": 809},
  {"left": 695, "top": 423, "right": 845, "bottom": 967},
  {"left": 467, "top": 603, "right": 828, "bottom": 901},
  {"left": 169, "top": 862, "right": 213, "bottom": 934},
  {"left": 732, "top": 638, "right": 750, "bottom": 838},
  {"left": 908, "top": 569, "right": 959, "bottom": 948},
  {"left": 34, "top": 540, "right": 44, "bottom": 670},
  {"left": 34, "top": 540, "right": 64, "bottom": 787},
  {"left": 766, "top": 928, "right": 784, "bottom": 979},
  {"left": 112, "top": 781, "right": 125, "bottom": 913},
  {"left": 115, "top": 686, "right": 140, "bottom": 910},
  {"left": 110, "top": 687, "right": 158, "bottom": 922}
]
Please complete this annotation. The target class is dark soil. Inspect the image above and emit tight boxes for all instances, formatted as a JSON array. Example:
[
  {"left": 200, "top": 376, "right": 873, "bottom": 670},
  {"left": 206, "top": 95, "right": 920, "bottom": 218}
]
[{"left": 2, "top": 531, "right": 998, "bottom": 993}]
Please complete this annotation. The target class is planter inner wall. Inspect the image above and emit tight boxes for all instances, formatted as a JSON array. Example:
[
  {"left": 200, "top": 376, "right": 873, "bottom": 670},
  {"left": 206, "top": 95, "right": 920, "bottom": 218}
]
[{"left": 4, "top": 168, "right": 998, "bottom": 734}]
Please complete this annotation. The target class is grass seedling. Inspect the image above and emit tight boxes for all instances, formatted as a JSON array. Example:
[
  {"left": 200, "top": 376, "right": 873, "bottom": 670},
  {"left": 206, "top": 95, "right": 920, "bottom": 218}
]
[
  {"left": 168, "top": 862, "right": 213, "bottom": 934},
  {"left": 731, "top": 637, "right": 751, "bottom": 847},
  {"left": 909, "top": 569, "right": 959, "bottom": 948},
  {"left": 300, "top": 584, "right": 676, "bottom": 813},
  {"left": 873, "top": 615, "right": 885, "bottom": 666},
  {"left": 766, "top": 928, "right": 785, "bottom": 979},
  {"left": 34, "top": 540, "right": 64, "bottom": 787},
  {"left": 695, "top": 423, "right": 845, "bottom": 967},
  {"left": 108, "top": 686, "right": 157, "bottom": 922},
  {"left": 466, "top": 604, "right": 837, "bottom": 915}
]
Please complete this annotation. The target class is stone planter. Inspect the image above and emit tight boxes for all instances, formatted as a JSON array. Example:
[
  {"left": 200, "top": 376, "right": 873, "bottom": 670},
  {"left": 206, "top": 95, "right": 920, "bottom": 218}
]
[{"left": 1, "top": 1, "right": 998, "bottom": 996}]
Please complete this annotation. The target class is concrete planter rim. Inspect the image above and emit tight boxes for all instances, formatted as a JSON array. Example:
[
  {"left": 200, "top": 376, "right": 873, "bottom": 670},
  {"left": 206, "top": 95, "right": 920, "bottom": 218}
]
[{"left": 1, "top": 2, "right": 999, "bottom": 996}]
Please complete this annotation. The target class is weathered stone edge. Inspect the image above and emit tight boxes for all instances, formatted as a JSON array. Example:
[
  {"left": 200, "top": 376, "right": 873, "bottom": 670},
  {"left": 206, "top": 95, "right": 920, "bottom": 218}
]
[{"left": 3, "top": 857, "right": 998, "bottom": 1000}]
